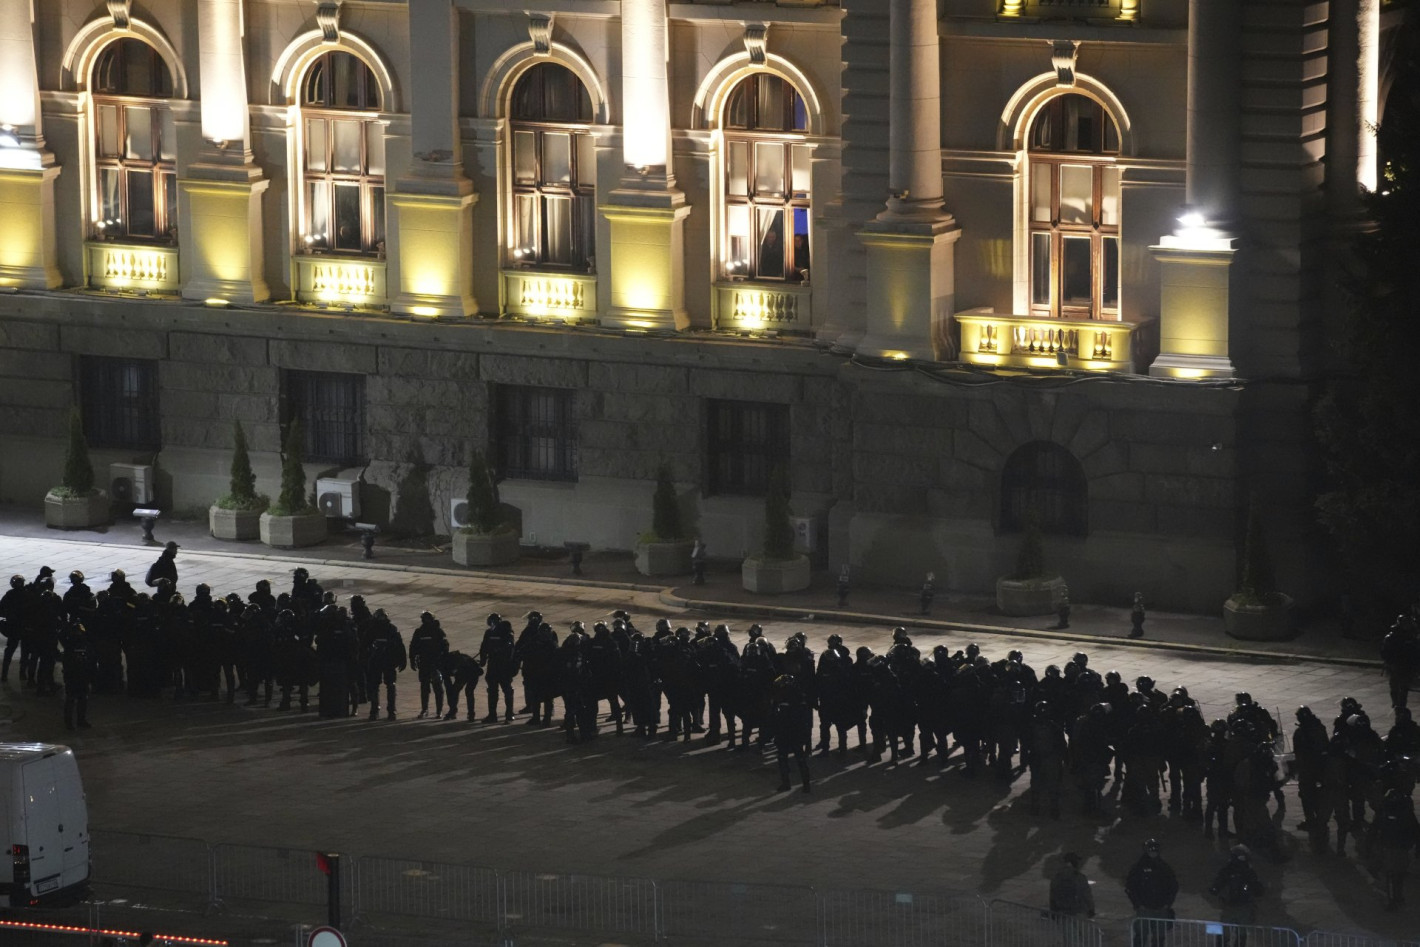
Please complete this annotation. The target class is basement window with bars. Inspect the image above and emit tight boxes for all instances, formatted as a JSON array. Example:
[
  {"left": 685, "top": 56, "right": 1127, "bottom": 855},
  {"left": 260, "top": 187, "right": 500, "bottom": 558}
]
[
  {"left": 706, "top": 399, "right": 789, "bottom": 496},
  {"left": 999, "top": 440, "right": 1088, "bottom": 536},
  {"left": 79, "top": 356, "right": 160, "bottom": 450},
  {"left": 281, "top": 370, "right": 365, "bottom": 466},
  {"left": 493, "top": 385, "right": 578, "bottom": 482}
]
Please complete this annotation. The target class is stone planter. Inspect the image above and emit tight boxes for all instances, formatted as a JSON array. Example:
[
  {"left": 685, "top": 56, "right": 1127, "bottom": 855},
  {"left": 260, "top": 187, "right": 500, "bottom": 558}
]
[
  {"left": 635, "top": 539, "right": 695, "bottom": 577},
  {"left": 453, "top": 530, "right": 520, "bottom": 567},
  {"left": 259, "top": 511, "right": 327, "bottom": 549},
  {"left": 210, "top": 505, "right": 264, "bottom": 541},
  {"left": 742, "top": 555, "right": 811, "bottom": 594},
  {"left": 995, "top": 575, "right": 1069, "bottom": 617},
  {"left": 1223, "top": 593, "right": 1297, "bottom": 641},
  {"left": 44, "top": 490, "right": 109, "bottom": 530}
]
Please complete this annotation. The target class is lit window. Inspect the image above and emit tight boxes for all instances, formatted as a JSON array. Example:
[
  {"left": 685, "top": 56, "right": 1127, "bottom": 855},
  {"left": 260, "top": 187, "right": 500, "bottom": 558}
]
[
  {"left": 493, "top": 385, "right": 579, "bottom": 482},
  {"left": 1027, "top": 94, "right": 1120, "bottom": 320},
  {"left": 721, "top": 74, "right": 811, "bottom": 283},
  {"left": 79, "top": 356, "right": 160, "bottom": 450},
  {"left": 707, "top": 400, "right": 789, "bottom": 497},
  {"left": 91, "top": 39, "right": 177, "bottom": 242},
  {"left": 300, "top": 52, "right": 385, "bottom": 256},
  {"left": 1000, "top": 441, "right": 1088, "bottom": 536},
  {"left": 282, "top": 370, "right": 365, "bottom": 465},
  {"left": 508, "top": 64, "right": 596, "bottom": 270}
]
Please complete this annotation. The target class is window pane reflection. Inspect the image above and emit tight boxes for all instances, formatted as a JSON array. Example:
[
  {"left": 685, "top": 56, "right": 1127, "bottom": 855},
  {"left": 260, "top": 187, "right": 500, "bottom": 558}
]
[
  {"left": 1062, "top": 236, "right": 1092, "bottom": 307},
  {"left": 1059, "top": 165, "right": 1091, "bottom": 225}
]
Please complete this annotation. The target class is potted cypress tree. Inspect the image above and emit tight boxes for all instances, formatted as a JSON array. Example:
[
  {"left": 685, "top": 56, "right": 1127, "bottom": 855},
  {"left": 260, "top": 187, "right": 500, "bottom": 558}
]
[
  {"left": 259, "top": 420, "right": 326, "bottom": 548},
  {"left": 1224, "top": 494, "right": 1296, "bottom": 640},
  {"left": 452, "top": 448, "right": 519, "bottom": 566},
  {"left": 210, "top": 420, "right": 269, "bottom": 541},
  {"left": 995, "top": 515, "right": 1068, "bottom": 616},
  {"left": 44, "top": 407, "right": 110, "bottom": 529},
  {"left": 741, "top": 466, "right": 810, "bottom": 593},
  {"left": 635, "top": 464, "right": 695, "bottom": 576}
]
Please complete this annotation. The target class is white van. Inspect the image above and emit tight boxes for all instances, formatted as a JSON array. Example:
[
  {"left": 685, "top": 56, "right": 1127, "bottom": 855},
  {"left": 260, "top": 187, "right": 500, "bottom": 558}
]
[{"left": 0, "top": 743, "right": 90, "bottom": 907}]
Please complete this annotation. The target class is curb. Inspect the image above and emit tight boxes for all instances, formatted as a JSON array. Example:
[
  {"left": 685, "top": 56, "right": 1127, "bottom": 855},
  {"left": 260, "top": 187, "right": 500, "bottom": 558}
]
[{"left": 659, "top": 590, "right": 1386, "bottom": 670}]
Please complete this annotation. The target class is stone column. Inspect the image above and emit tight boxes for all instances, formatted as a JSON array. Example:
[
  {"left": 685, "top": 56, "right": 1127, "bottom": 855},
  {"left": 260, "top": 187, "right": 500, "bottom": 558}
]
[
  {"left": 389, "top": 0, "right": 477, "bottom": 318},
  {"left": 856, "top": 0, "right": 958, "bottom": 361},
  {"left": 181, "top": 0, "right": 270, "bottom": 303},
  {"left": 600, "top": 0, "right": 690, "bottom": 331},
  {"left": 1148, "top": 0, "right": 1240, "bottom": 379},
  {"left": 0, "top": 0, "right": 62, "bottom": 289}
]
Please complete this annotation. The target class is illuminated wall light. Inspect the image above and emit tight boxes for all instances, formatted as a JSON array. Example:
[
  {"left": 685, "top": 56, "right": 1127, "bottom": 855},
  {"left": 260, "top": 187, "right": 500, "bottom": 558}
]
[
  {"left": 410, "top": 305, "right": 439, "bottom": 317},
  {"left": 204, "top": 297, "right": 230, "bottom": 308}
]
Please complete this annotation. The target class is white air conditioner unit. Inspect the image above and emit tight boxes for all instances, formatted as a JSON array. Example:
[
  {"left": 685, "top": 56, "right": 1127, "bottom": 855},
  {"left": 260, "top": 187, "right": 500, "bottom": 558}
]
[
  {"left": 791, "top": 516, "right": 817, "bottom": 555},
  {"left": 316, "top": 476, "right": 361, "bottom": 519},
  {"left": 449, "top": 497, "right": 471, "bottom": 530},
  {"left": 109, "top": 463, "right": 155, "bottom": 505}
]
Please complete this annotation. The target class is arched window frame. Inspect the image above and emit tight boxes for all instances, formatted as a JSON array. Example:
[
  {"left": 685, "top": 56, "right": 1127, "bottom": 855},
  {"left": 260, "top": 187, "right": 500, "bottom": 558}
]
[
  {"left": 717, "top": 72, "right": 813, "bottom": 283},
  {"left": 295, "top": 49, "right": 387, "bottom": 257},
  {"left": 505, "top": 62, "right": 597, "bottom": 271},
  {"left": 999, "top": 441, "right": 1089, "bottom": 537},
  {"left": 1025, "top": 93, "right": 1122, "bottom": 321},
  {"left": 88, "top": 38, "right": 178, "bottom": 242}
]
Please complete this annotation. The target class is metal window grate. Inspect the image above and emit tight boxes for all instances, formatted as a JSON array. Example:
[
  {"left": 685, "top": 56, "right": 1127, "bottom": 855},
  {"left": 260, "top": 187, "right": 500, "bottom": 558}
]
[
  {"left": 283, "top": 370, "right": 364, "bottom": 465},
  {"left": 1000, "top": 440, "right": 1088, "bottom": 536},
  {"left": 79, "top": 356, "right": 160, "bottom": 450},
  {"left": 494, "top": 385, "right": 578, "bottom": 482},
  {"left": 707, "top": 400, "right": 789, "bottom": 496}
]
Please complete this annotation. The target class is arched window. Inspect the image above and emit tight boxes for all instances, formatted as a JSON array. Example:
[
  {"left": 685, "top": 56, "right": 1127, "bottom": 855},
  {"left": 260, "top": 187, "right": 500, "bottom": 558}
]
[
  {"left": 1000, "top": 441, "right": 1088, "bottom": 536},
  {"left": 722, "top": 73, "right": 811, "bottom": 282},
  {"left": 509, "top": 63, "right": 596, "bottom": 270},
  {"left": 300, "top": 51, "right": 385, "bottom": 255},
  {"left": 91, "top": 39, "right": 176, "bottom": 241},
  {"left": 1027, "top": 94, "right": 1120, "bottom": 320}
]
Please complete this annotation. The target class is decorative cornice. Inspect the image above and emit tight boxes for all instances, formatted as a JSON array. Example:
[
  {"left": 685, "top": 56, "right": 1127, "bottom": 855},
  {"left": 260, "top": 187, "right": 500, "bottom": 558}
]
[
  {"left": 316, "top": 1, "right": 341, "bottom": 43},
  {"left": 1050, "top": 40, "right": 1079, "bottom": 87},
  {"left": 744, "top": 23, "right": 768, "bottom": 65},
  {"left": 528, "top": 13, "right": 554, "bottom": 55}
]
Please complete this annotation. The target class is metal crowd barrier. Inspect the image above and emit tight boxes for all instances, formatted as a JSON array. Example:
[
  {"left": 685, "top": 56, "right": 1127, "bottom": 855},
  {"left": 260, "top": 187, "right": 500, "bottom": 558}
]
[
  {"left": 818, "top": 887, "right": 988, "bottom": 946},
  {"left": 1133, "top": 916, "right": 1301, "bottom": 947},
  {"left": 80, "top": 830, "right": 1414, "bottom": 947},
  {"left": 989, "top": 898, "right": 1104, "bottom": 947},
  {"left": 1303, "top": 934, "right": 1420, "bottom": 947},
  {"left": 657, "top": 879, "right": 818, "bottom": 946}
]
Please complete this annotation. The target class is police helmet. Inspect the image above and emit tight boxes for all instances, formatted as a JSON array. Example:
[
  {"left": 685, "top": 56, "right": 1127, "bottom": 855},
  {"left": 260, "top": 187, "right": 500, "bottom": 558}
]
[
  {"left": 1007, "top": 649, "right": 1024, "bottom": 663},
  {"left": 69, "top": 570, "right": 85, "bottom": 584},
  {"left": 1172, "top": 686, "right": 1191, "bottom": 701},
  {"left": 350, "top": 594, "right": 364, "bottom": 606},
  {"left": 856, "top": 646, "right": 873, "bottom": 661},
  {"left": 1072, "top": 651, "right": 1088, "bottom": 666},
  {"left": 1105, "top": 670, "right": 1122, "bottom": 685},
  {"left": 1137, "top": 676, "right": 1155, "bottom": 690},
  {"left": 255, "top": 578, "right": 270, "bottom": 589},
  {"left": 9, "top": 575, "right": 23, "bottom": 589},
  {"left": 111, "top": 570, "right": 126, "bottom": 582},
  {"left": 892, "top": 627, "right": 910, "bottom": 644},
  {"left": 1230, "top": 844, "right": 1250, "bottom": 861},
  {"left": 965, "top": 643, "right": 981, "bottom": 658},
  {"left": 1044, "top": 664, "right": 1061, "bottom": 678},
  {"left": 827, "top": 633, "right": 843, "bottom": 647},
  {"left": 526, "top": 610, "right": 543, "bottom": 621},
  {"left": 373, "top": 608, "right": 388, "bottom": 621},
  {"left": 487, "top": 612, "right": 501, "bottom": 626},
  {"left": 1144, "top": 839, "right": 1161, "bottom": 854},
  {"left": 593, "top": 621, "right": 609, "bottom": 634},
  {"left": 748, "top": 624, "right": 764, "bottom": 639},
  {"left": 1235, "top": 692, "right": 1252, "bottom": 705},
  {"left": 1296, "top": 705, "right": 1314, "bottom": 721},
  {"left": 570, "top": 620, "right": 586, "bottom": 635},
  {"left": 293, "top": 567, "right": 309, "bottom": 579},
  {"left": 420, "top": 610, "right": 435, "bottom": 624},
  {"left": 1034, "top": 700, "right": 1050, "bottom": 717}
]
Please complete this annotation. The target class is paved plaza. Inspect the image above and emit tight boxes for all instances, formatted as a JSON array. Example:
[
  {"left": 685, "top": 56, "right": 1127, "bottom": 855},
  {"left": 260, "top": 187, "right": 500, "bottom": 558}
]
[{"left": 0, "top": 515, "right": 1407, "bottom": 942}]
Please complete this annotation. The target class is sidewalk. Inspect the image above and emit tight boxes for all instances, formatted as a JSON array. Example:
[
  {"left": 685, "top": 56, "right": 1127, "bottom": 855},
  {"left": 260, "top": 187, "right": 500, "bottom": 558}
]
[{"left": 0, "top": 503, "right": 1380, "bottom": 667}]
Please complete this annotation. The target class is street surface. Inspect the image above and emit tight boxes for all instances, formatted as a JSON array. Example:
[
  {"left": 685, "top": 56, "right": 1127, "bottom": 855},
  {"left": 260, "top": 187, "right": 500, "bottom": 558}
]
[{"left": 0, "top": 532, "right": 1403, "bottom": 941}]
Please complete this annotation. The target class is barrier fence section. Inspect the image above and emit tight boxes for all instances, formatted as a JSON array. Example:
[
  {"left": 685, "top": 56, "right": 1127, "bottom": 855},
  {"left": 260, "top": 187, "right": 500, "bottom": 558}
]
[
  {"left": 89, "top": 829, "right": 215, "bottom": 904},
  {"left": 989, "top": 898, "right": 1104, "bottom": 947},
  {"left": 211, "top": 842, "right": 356, "bottom": 918},
  {"left": 353, "top": 855, "right": 501, "bottom": 929},
  {"left": 500, "top": 870, "right": 658, "bottom": 942},
  {"left": 657, "top": 879, "right": 818, "bottom": 946},
  {"left": 1303, "top": 935, "right": 1420, "bottom": 947},
  {"left": 818, "top": 887, "right": 988, "bottom": 947},
  {"left": 1137, "top": 916, "right": 1302, "bottom": 947}
]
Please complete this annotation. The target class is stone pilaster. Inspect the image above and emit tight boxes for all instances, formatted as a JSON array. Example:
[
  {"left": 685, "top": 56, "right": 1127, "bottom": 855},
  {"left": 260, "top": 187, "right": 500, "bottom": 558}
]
[
  {"left": 600, "top": 0, "right": 688, "bottom": 331},
  {"left": 855, "top": 0, "right": 958, "bottom": 362},
  {"left": 1149, "top": 0, "right": 1240, "bottom": 379},
  {"left": 181, "top": 0, "right": 269, "bottom": 302},
  {"left": 390, "top": 0, "right": 477, "bottom": 319},
  {"left": 0, "top": 0, "right": 61, "bottom": 289}
]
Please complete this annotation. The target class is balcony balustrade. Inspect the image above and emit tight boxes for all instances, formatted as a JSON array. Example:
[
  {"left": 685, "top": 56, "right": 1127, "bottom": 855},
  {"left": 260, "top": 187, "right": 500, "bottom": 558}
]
[
  {"left": 714, "top": 281, "right": 814, "bottom": 333},
  {"left": 86, "top": 241, "right": 180, "bottom": 294},
  {"left": 956, "top": 308, "right": 1156, "bottom": 373},
  {"left": 294, "top": 255, "right": 387, "bottom": 309},
  {"left": 501, "top": 270, "right": 598, "bottom": 323}
]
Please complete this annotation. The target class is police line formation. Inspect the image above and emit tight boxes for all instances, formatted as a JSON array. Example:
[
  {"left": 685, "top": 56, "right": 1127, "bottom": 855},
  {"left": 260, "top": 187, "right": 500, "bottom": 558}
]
[{"left": 3, "top": 552, "right": 1420, "bottom": 912}]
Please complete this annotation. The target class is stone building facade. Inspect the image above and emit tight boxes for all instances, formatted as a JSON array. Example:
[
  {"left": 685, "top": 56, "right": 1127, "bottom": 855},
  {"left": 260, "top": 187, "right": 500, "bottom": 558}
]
[{"left": 0, "top": 0, "right": 1397, "bottom": 611}]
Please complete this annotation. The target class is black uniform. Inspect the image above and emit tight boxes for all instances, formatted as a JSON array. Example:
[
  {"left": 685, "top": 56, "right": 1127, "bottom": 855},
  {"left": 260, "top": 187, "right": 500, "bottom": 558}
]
[
  {"left": 768, "top": 673, "right": 812, "bottom": 792},
  {"left": 1124, "top": 847, "right": 1178, "bottom": 947},
  {"left": 59, "top": 620, "right": 96, "bottom": 730},
  {"left": 362, "top": 613, "right": 406, "bottom": 719},
  {"left": 409, "top": 614, "right": 450, "bottom": 718},
  {"left": 477, "top": 619, "right": 518, "bottom": 722},
  {"left": 441, "top": 650, "right": 484, "bottom": 720}
]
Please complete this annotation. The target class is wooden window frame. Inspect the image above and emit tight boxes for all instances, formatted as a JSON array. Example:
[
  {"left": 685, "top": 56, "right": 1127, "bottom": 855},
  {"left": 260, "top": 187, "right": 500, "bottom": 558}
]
[
  {"left": 1027, "top": 95, "right": 1120, "bottom": 321},
  {"left": 300, "top": 52, "right": 385, "bottom": 257},
  {"left": 91, "top": 40, "right": 176, "bottom": 242},
  {"left": 508, "top": 64, "right": 596, "bottom": 271},
  {"left": 722, "top": 74, "right": 812, "bottom": 283}
]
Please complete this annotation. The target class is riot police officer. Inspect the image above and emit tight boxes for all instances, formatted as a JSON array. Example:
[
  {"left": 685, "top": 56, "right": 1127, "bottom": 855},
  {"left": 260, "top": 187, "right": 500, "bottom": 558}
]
[
  {"left": 59, "top": 617, "right": 96, "bottom": 730},
  {"left": 363, "top": 609, "right": 406, "bottom": 720},
  {"left": 478, "top": 617, "right": 518, "bottom": 723},
  {"left": 409, "top": 611, "right": 449, "bottom": 719}
]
